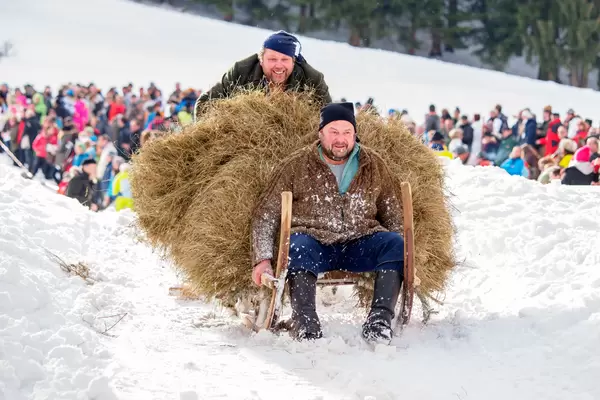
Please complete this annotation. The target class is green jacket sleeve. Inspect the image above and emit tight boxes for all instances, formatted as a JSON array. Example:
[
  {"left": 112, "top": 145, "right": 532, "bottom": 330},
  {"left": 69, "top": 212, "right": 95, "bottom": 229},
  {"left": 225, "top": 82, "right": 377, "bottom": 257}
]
[
  {"left": 298, "top": 61, "right": 331, "bottom": 105},
  {"left": 313, "top": 71, "right": 332, "bottom": 104}
]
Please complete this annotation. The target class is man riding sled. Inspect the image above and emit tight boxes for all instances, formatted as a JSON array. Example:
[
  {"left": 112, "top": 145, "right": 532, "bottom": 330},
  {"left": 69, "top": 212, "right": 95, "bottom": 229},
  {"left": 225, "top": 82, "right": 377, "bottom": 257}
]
[
  {"left": 194, "top": 30, "right": 332, "bottom": 121},
  {"left": 250, "top": 102, "right": 405, "bottom": 343}
]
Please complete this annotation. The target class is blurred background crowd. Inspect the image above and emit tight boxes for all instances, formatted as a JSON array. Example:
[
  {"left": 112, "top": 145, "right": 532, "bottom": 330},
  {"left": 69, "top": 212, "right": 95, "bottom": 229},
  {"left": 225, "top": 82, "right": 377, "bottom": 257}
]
[{"left": 1, "top": 82, "right": 598, "bottom": 213}]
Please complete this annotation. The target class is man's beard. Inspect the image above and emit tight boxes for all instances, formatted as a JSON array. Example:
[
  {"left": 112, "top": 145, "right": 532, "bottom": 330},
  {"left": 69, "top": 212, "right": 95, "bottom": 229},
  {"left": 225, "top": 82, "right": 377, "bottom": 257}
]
[
  {"left": 322, "top": 143, "right": 352, "bottom": 162},
  {"left": 268, "top": 70, "right": 289, "bottom": 84}
]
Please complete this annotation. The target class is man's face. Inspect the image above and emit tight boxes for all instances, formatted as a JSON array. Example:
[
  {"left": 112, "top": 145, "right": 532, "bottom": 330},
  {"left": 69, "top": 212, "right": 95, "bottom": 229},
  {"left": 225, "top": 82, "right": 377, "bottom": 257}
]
[
  {"left": 587, "top": 138, "right": 598, "bottom": 154},
  {"left": 319, "top": 120, "right": 356, "bottom": 162},
  {"left": 98, "top": 137, "right": 108, "bottom": 148},
  {"left": 510, "top": 146, "right": 522, "bottom": 159},
  {"left": 558, "top": 126, "right": 567, "bottom": 139},
  {"left": 444, "top": 119, "right": 454, "bottom": 130},
  {"left": 84, "top": 163, "right": 97, "bottom": 177},
  {"left": 260, "top": 49, "right": 294, "bottom": 85},
  {"left": 130, "top": 121, "right": 139, "bottom": 132}
]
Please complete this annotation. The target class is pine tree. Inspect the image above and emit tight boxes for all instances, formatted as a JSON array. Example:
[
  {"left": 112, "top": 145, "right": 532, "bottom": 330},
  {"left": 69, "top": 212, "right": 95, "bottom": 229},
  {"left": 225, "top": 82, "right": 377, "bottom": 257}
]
[
  {"left": 468, "top": 0, "right": 522, "bottom": 69},
  {"left": 374, "top": 0, "right": 423, "bottom": 54},
  {"left": 319, "top": 0, "right": 382, "bottom": 46},
  {"left": 517, "top": 0, "right": 561, "bottom": 81},
  {"left": 444, "top": 0, "right": 473, "bottom": 52},
  {"left": 0, "top": 41, "right": 13, "bottom": 61},
  {"left": 556, "top": 0, "right": 600, "bottom": 87},
  {"left": 194, "top": 0, "right": 235, "bottom": 21}
]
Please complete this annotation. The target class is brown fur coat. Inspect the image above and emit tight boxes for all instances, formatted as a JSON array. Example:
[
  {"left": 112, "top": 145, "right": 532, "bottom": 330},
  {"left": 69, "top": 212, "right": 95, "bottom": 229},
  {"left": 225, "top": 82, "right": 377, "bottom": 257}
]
[{"left": 251, "top": 141, "right": 402, "bottom": 266}]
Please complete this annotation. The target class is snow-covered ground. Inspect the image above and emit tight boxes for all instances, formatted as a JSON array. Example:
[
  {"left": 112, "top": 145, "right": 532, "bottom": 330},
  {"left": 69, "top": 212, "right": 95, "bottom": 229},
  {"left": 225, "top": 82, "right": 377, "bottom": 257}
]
[
  {"left": 2, "top": 0, "right": 600, "bottom": 398},
  {"left": 2, "top": 157, "right": 599, "bottom": 400},
  {"left": 3, "top": 0, "right": 600, "bottom": 125}
]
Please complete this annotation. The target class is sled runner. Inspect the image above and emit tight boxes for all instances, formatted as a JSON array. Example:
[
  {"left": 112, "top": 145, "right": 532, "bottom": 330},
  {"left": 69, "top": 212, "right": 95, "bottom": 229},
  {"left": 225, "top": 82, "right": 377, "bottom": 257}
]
[{"left": 257, "top": 182, "right": 417, "bottom": 334}]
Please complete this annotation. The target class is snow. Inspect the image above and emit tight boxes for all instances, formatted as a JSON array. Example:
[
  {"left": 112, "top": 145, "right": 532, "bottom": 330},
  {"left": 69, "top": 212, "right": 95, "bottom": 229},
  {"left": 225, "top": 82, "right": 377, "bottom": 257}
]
[
  {"left": 2, "top": 156, "right": 599, "bottom": 400},
  {"left": 2, "top": 0, "right": 600, "bottom": 398},
  {"left": 139, "top": 0, "right": 600, "bottom": 90},
  {"left": 3, "top": 0, "right": 600, "bottom": 126}
]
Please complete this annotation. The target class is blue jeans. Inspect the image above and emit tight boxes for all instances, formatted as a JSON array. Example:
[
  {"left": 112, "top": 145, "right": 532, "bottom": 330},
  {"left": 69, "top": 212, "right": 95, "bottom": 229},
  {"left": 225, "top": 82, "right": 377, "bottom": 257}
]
[{"left": 287, "top": 232, "right": 404, "bottom": 277}]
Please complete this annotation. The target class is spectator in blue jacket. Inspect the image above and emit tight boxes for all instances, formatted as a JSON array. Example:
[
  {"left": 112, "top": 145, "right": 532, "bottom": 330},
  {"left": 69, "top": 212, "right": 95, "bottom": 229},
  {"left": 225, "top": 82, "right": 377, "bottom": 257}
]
[
  {"left": 520, "top": 109, "right": 537, "bottom": 147},
  {"left": 501, "top": 146, "right": 528, "bottom": 177}
]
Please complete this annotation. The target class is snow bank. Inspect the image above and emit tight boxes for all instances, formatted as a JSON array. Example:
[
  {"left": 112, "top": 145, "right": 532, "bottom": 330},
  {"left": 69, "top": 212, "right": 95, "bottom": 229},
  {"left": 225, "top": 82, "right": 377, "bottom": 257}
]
[
  {"left": 0, "top": 163, "right": 139, "bottom": 400},
  {"left": 3, "top": 0, "right": 600, "bottom": 124}
]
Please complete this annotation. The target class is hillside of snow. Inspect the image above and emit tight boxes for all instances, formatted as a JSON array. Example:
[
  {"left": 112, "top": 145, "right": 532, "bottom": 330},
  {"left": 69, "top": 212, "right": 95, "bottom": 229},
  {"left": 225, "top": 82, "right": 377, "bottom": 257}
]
[
  {"left": 3, "top": 0, "right": 600, "bottom": 124},
  {"left": 2, "top": 157, "right": 599, "bottom": 400},
  {"left": 136, "top": 0, "right": 600, "bottom": 90}
]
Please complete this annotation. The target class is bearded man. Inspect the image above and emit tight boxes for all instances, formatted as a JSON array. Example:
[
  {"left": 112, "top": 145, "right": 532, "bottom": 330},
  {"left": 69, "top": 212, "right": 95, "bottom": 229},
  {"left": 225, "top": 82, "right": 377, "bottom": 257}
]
[
  {"left": 250, "top": 103, "right": 405, "bottom": 343},
  {"left": 194, "top": 31, "right": 332, "bottom": 121}
]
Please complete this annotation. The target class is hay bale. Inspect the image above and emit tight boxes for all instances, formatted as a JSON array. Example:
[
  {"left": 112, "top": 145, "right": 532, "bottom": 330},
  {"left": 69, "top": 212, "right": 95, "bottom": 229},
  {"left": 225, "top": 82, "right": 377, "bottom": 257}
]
[
  {"left": 353, "top": 114, "right": 456, "bottom": 306},
  {"left": 130, "top": 90, "right": 455, "bottom": 309}
]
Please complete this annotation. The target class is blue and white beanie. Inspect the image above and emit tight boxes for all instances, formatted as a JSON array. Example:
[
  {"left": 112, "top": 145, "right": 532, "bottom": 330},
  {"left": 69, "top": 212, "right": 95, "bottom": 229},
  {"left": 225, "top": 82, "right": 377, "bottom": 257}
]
[{"left": 262, "top": 31, "right": 305, "bottom": 63}]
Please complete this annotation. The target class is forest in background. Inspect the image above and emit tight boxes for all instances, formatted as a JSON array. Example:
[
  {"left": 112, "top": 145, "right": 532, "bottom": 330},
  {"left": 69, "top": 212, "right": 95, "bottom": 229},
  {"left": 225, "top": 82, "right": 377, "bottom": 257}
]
[{"left": 146, "top": 0, "right": 600, "bottom": 89}]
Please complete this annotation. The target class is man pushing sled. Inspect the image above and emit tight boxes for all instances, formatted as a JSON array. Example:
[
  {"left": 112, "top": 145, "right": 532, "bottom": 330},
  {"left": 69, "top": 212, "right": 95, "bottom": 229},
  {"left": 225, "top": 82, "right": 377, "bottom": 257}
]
[{"left": 250, "top": 102, "right": 406, "bottom": 343}]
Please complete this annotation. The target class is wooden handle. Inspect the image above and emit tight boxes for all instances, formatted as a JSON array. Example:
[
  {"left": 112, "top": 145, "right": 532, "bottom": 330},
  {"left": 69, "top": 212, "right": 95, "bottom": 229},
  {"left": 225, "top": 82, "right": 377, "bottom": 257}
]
[
  {"left": 275, "top": 191, "right": 293, "bottom": 275},
  {"left": 262, "top": 191, "right": 293, "bottom": 330},
  {"left": 401, "top": 182, "right": 416, "bottom": 287},
  {"left": 260, "top": 272, "right": 276, "bottom": 289}
]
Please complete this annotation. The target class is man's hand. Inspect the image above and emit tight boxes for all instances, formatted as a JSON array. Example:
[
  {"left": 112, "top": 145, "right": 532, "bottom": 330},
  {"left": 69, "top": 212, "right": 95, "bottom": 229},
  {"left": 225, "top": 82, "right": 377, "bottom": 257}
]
[
  {"left": 90, "top": 203, "right": 99, "bottom": 212},
  {"left": 252, "top": 259, "right": 273, "bottom": 286}
]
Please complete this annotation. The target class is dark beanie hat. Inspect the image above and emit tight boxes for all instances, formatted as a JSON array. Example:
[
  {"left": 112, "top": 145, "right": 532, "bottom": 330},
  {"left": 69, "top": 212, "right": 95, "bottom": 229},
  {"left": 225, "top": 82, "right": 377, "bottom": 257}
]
[
  {"left": 319, "top": 102, "right": 356, "bottom": 132},
  {"left": 431, "top": 131, "right": 445, "bottom": 142},
  {"left": 82, "top": 158, "right": 97, "bottom": 166},
  {"left": 263, "top": 31, "right": 305, "bottom": 62}
]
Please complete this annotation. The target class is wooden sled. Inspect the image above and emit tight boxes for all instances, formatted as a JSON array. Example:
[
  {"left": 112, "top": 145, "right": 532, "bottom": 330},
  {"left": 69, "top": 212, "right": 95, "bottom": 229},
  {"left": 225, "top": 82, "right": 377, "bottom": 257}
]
[{"left": 256, "top": 182, "right": 417, "bottom": 333}]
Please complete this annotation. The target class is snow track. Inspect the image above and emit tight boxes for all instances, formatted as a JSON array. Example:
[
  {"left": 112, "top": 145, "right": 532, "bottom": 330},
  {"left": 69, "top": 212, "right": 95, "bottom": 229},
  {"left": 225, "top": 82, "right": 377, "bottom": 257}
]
[{"left": 2, "top": 158, "right": 599, "bottom": 399}]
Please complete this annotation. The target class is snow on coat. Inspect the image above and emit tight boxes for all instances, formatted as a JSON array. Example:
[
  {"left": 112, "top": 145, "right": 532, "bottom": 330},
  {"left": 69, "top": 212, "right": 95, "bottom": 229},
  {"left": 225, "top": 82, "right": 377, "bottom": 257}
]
[{"left": 251, "top": 141, "right": 402, "bottom": 266}]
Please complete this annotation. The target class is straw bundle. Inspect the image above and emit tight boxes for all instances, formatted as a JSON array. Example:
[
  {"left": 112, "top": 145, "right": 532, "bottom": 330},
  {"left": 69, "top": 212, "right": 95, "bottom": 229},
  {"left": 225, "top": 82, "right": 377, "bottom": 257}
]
[{"left": 130, "top": 90, "right": 455, "bottom": 309}]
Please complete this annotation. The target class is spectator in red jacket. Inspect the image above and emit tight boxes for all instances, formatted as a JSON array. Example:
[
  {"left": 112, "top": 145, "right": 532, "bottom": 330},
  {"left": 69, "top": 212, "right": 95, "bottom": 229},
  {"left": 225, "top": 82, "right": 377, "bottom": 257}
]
[
  {"left": 538, "top": 123, "right": 564, "bottom": 157},
  {"left": 31, "top": 122, "right": 58, "bottom": 179},
  {"left": 574, "top": 119, "right": 590, "bottom": 147},
  {"left": 108, "top": 95, "right": 126, "bottom": 122},
  {"left": 538, "top": 113, "right": 562, "bottom": 156}
]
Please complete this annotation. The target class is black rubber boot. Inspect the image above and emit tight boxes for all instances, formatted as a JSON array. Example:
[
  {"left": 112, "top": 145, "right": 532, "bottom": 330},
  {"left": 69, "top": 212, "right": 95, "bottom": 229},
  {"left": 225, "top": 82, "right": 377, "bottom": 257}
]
[
  {"left": 362, "top": 269, "right": 402, "bottom": 342},
  {"left": 288, "top": 270, "right": 323, "bottom": 341}
]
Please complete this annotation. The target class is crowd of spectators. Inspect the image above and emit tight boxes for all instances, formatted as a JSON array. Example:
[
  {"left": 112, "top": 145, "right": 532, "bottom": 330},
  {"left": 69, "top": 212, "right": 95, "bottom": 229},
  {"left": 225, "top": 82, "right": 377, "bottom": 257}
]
[
  {"left": 370, "top": 102, "right": 599, "bottom": 186},
  {"left": 1, "top": 82, "right": 598, "bottom": 214},
  {"left": 0, "top": 82, "right": 199, "bottom": 210}
]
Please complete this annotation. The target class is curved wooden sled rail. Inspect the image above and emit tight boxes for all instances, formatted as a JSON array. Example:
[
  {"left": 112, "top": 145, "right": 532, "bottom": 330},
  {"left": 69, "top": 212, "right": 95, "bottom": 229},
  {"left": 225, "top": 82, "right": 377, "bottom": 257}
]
[{"left": 258, "top": 182, "right": 416, "bottom": 333}]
